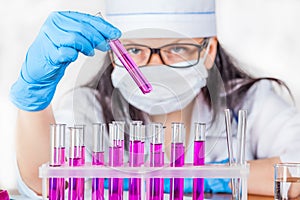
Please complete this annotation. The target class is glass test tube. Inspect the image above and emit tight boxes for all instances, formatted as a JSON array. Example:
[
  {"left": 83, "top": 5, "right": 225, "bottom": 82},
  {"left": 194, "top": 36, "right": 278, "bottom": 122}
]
[
  {"left": 237, "top": 110, "right": 247, "bottom": 165},
  {"left": 95, "top": 12, "right": 152, "bottom": 94},
  {"left": 148, "top": 123, "right": 164, "bottom": 200},
  {"left": 49, "top": 124, "right": 66, "bottom": 200},
  {"left": 75, "top": 124, "right": 86, "bottom": 165},
  {"left": 68, "top": 126, "right": 85, "bottom": 200},
  {"left": 129, "top": 121, "right": 145, "bottom": 200},
  {"left": 224, "top": 109, "right": 237, "bottom": 199},
  {"left": 193, "top": 123, "right": 206, "bottom": 200},
  {"left": 92, "top": 123, "right": 106, "bottom": 200},
  {"left": 236, "top": 110, "right": 247, "bottom": 200},
  {"left": 170, "top": 122, "right": 185, "bottom": 200},
  {"left": 109, "top": 39, "right": 152, "bottom": 94},
  {"left": 108, "top": 122, "right": 125, "bottom": 200}
]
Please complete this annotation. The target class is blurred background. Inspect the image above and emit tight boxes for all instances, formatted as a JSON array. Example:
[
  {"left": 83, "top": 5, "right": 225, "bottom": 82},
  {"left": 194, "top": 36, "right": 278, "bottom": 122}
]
[{"left": 0, "top": 0, "right": 300, "bottom": 194}]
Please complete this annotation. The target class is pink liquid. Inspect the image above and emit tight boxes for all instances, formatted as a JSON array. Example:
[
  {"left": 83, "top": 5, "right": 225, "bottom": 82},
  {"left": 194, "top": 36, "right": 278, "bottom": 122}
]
[
  {"left": 119, "top": 140, "right": 124, "bottom": 165},
  {"left": 150, "top": 144, "right": 164, "bottom": 167},
  {"left": 109, "top": 39, "right": 152, "bottom": 94},
  {"left": 108, "top": 146, "right": 123, "bottom": 200},
  {"left": 49, "top": 178, "right": 65, "bottom": 200},
  {"left": 129, "top": 141, "right": 144, "bottom": 167},
  {"left": 129, "top": 141, "right": 144, "bottom": 200},
  {"left": 49, "top": 147, "right": 65, "bottom": 200},
  {"left": 170, "top": 143, "right": 185, "bottom": 200},
  {"left": 52, "top": 147, "right": 66, "bottom": 166},
  {"left": 0, "top": 190, "right": 9, "bottom": 200},
  {"left": 193, "top": 141, "right": 205, "bottom": 200},
  {"left": 81, "top": 146, "right": 85, "bottom": 165},
  {"left": 68, "top": 146, "right": 85, "bottom": 200},
  {"left": 92, "top": 152, "right": 104, "bottom": 200},
  {"left": 148, "top": 143, "right": 164, "bottom": 200}
]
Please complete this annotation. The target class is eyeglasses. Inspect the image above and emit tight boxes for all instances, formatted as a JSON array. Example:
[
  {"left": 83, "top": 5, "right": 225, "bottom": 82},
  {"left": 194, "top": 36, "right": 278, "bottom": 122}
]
[{"left": 111, "top": 38, "right": 209, "bottom": 68}]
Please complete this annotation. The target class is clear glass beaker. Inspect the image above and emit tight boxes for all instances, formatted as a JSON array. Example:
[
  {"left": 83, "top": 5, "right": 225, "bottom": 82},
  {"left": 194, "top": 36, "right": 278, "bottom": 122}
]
[{"left": 274, "top": 163, "right": 300, "bottom": 200}]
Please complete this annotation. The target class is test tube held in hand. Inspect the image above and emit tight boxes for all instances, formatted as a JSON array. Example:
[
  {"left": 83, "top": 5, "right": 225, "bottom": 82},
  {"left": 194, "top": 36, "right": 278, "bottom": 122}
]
[
  {"left": 170, "top": 122, "right": 185, "bottom": 200},
  {"left": 96, "top": 12, "right": 152, "bottom": 94},
  {"left": 129, "top": 121, "right": 145, "bottom": 200},
  {"left": 109, "top": 39, "right": 152, "bottom": 94},
  {"left": 92, "top": 123, "right": 106, "bottom": 200},
  {"left": 108, "top": 122, "right": 125, "bottom": 200},
  {"left": 193, "top": 123, "right": 206, "bottom": 200},
  {"left": 148, "top": 123, "right": 164, "bottom": 200},
  {"left": 68, "top": 126, "right": 85, "bottom": 200},
  {"left": 49, "top": 124, "right": 66, "bottom": 200}
]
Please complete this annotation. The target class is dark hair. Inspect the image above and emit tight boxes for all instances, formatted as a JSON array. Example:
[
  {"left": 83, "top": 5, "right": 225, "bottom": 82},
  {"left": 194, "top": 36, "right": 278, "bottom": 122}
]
[{"left": 86, "top": 42, "right": 291, "bottom": 126}]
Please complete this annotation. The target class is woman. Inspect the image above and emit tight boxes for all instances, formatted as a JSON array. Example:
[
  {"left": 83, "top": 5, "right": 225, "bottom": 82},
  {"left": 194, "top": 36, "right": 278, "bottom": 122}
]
[{"left": 10, "top": 0, "right": 300, "bottom": 198}]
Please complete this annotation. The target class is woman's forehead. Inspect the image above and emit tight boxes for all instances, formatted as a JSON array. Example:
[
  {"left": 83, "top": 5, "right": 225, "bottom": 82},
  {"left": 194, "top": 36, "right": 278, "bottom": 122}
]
[{"left": 120, "top": 38, "right": 204, "bottom": 47}]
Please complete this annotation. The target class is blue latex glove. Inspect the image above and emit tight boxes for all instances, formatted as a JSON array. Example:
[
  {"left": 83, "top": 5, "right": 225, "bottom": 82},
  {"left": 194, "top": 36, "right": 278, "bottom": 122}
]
[
  {"left": 10, "top": 11, "right": 121, "bottom": 111},
  {"left": 204, "top": 158, "right": 232, "bottom": 193}
]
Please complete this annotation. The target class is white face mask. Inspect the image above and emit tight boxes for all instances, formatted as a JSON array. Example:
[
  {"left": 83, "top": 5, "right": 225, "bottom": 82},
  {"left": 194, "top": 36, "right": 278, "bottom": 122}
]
[{"left": 111, "top": 44, "right": 210, "bottom": 115}]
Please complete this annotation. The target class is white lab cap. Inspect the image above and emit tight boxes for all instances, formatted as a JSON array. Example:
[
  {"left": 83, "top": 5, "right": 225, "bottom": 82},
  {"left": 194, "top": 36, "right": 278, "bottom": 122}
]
[{"left": 105, "top": 0, "right": 216, "bottom": 38}]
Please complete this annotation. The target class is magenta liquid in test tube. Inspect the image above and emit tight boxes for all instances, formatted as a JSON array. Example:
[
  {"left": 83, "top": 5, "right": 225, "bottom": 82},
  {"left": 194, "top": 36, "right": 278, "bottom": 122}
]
[
  {"left": 108, "top": 122, "right": 125, "bottom": 200},
  {"left": 129, "top": 121, "right": 145, "bottom": 200},
  {"left": 92, "top": 123, "right": 106, "bottom": 200},
  {"left": 148, "top": 123, "right": 164, "bottom": 200},
  {"left": 49, "top": 124, "right": 66, "bottom": 200},
  {"left": 109, "top": 39, "right": 152, "bottom": 94},
  {"left": 193, "top": 123, "right": 206, "bottom": 200},
  {"left": 68, "top": 126, "right": 85, "bottom": 200},
  {"left": 75, "top": 124, "right": 86, "bottom": 165},
  {"left": 170, "top": 122, "right": 185, "bottom": 200}
]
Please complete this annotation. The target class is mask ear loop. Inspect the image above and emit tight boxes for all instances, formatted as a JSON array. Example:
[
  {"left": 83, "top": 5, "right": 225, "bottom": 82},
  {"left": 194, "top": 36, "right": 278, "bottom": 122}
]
[
  {"left": 201, "top": 38, "right": 212, "bottom": 68},
  {"left": 202, "top": 38, "right": 212, "bottom": 60}
]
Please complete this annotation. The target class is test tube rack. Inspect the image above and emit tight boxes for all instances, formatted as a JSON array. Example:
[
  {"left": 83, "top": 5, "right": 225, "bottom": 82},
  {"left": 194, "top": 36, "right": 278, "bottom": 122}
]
[{"left": 39, "top": 162, "right": 249, "bottom": 200}]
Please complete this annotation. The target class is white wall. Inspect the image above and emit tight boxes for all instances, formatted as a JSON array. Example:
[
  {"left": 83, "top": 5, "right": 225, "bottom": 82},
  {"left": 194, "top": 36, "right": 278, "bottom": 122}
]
[
  {"left": 1, "top": 0, "right": 300, "bottom": 194},
  {"left": 216, "top": 0, "right": 300, "bottom": 103}
]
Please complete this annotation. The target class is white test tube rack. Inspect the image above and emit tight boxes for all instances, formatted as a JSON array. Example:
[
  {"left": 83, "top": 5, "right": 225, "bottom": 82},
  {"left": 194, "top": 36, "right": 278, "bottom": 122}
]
[{"left": 39, "top": 162, "right": 249, "bottom": 200}]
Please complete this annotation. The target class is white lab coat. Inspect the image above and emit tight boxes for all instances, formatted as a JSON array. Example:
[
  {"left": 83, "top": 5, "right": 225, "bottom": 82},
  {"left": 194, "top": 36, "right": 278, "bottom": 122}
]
[{"left": 17, "top": 79, "right": 300, "bottom": 198}]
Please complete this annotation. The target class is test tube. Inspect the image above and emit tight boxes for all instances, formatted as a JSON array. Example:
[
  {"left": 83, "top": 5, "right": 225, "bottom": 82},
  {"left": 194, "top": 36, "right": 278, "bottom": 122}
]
[
  {"left": 68, "top": 126, "right": 85, "bottom": 200},
  {"left": 95, "top": 12, "right": 152, "bottom": 94},
  {"left": 224, "top": 109, "right": 237, "bottom": 199},
  {"left": 170, "top": 122, "right": 185, "bottom": 200},
  {"left": 109, "top": 39, "right": 152, "bottom": 94},
  {"left": 129, "top": 121, "right": 145, "bottom": 200},
  {"left": 236, "top": 109, "right": 247, "bottom": 200},
  {"left": 112, "top": 121, "right": 125, "bottom": 165},
  {"left": 75, "top": 124, "right": 86, "bottom": 165},
  {"left": 49, "top": 124, "right": 66, "bottom": 200},
  {"left": 92, "top": 123, "right": 106, "bottom": 200},
  {"left": 148, "top": 123, "right": 164, "bottom": 200},
  {"left": 193, "top": 123, "right": 206, "bottom": 200},
  {"left": 237, "top": 110, "right": 247, "bottom": 165},
  {"left": 108, "top": 122, "right": 124, "bottom": 200}
]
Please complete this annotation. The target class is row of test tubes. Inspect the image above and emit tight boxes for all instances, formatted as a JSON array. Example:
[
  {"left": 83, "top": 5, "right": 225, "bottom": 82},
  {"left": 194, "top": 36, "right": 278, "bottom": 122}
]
[{"left": 49, "top": 121, "right": 206, "bottom": 200}]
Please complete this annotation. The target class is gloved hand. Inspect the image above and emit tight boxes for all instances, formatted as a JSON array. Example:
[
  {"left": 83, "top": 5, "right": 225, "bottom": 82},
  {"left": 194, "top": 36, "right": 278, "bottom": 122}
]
[
  {"left": 10, "top": 11, "right": 121, "bottom": 111},
  {"left": 204, "top": 158, "right": 232, "bottom": 193}
]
